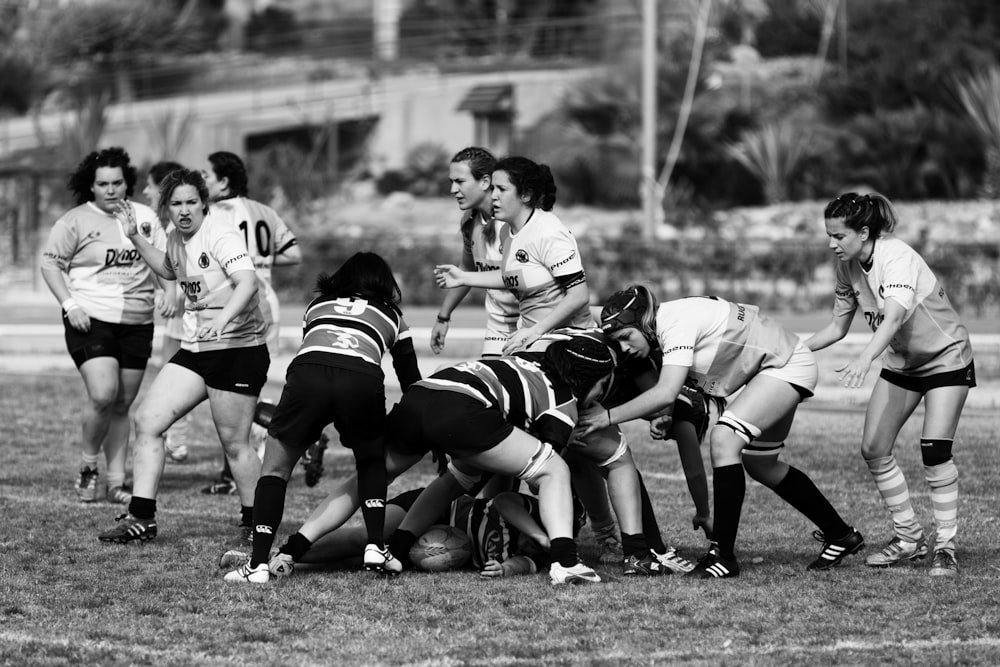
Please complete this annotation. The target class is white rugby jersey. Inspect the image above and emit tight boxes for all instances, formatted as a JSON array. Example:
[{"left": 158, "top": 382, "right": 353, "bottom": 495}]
[
  {"left": 41, "top": 201, "right": 165, "bottom": 325},
  {"left": 164, "top": 216, "right": 267, "bottom": 352},
  {"left": 498, "top": 209, "right": 593, "bottom": 330},
  {"left": 832, "top": 235, "right": 973, "bottom": 375},
  {"left": 461, "top": 210, "right": 519, "bottom": 334},
  {"left": 208, "top": 196, "right": 298, "bottom": 331},
  {"left": 656, "top": 297, "right": 800, "bottom": 397}
]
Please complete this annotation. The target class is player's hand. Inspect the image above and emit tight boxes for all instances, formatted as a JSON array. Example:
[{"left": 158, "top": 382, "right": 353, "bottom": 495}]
[
  {"left": 501, "top": 327, "right": 540, "bottom": 355},
  {"left": 66, "top": 307, "right": 91, "bottom": 332},
  {"left": 156, "top": 292, "right": 179, "bottom": 318},
  {"left": 576, "top": 404, "right": 610, "bottom": 437},
  {"left": 197, "top": 316, "right": 226, "bottom": 341},
  {"left": 836, "top": 358, "right": 872, "bottom": 388},
  {"left": 433, "top": 264, "right": 465, "bottom": 289},
  {"left": 430, "top": 320, "right": 448, "bottom": 354},
  {"left": 113, "top": 201, "right": 138, "bottom": 237},
  {"left": 480, "top": 559, "right": 506, "bottom": 578},
  {"left": 649, "top": 414, "right": 673, "bottom": 440},
  {"left": 692, "top": 513, "right": 713, "bottom": 539}
]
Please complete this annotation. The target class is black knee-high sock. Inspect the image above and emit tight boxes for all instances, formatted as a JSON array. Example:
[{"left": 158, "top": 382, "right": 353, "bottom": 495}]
[
  {"left": 279, "top": 532, "right": 313, "bottom": 561},
  {"left": 712, "top": 464, "right": 745, "bottom": 561},
  {"left": 356, "top": 455, "right": 388, "bottom": 546},
  {"left": 387, "top": 530, "right": 418, "bottom": 569},
  {"left": 636, "top": 471, "right": 666, "bottom": 553},
  {"left": 250, "top": 475, "right": 288, "bottom": 566},
  {"left": 772, "top": 466, "right": 850, "bottom": 539}
]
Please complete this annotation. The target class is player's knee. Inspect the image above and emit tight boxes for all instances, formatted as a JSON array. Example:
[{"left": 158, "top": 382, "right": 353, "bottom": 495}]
[
  {"left": 517, "top": 441, "right": 561, "bottom": 485},
  {"left": 920, "top": 439, "right": 953, "bottom": 467},
  {"left": 741, "top": 443, "right": 784, "bottom": 486}
]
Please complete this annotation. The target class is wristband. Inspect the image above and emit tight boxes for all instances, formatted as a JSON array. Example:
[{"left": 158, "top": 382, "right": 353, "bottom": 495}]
[
  {"left": 606, "top": 408, "right": 613, "bottom": 424},
  {"left": 436, "top": 314, "right": 451, "bottom": 324},
  {"left": 61, "top": 297, "right": 81, "bottom": 314}
]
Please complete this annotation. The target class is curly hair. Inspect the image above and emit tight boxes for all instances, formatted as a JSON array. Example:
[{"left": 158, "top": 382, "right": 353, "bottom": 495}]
[
  {"left": 67, "top": 147, "right": 137, "bottom": 205},
  {"left": 494, "top": 156, "right": 557, "bottom": 211}
]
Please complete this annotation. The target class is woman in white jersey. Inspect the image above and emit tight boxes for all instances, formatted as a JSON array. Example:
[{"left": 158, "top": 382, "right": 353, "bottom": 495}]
[
  {"left": 806, "top": 193, "right": 975, "bottom": 578},
  {"left": 143, "top": 160, "right": 190, "bottom": 463},
  {"left": 431, "top": 147, "right": 519, "bottom": 357},
  {"left": 581, "top": 285, "right": 864, "bottom": 579},
  {"left": 98, "top": 168, "right": 269, "bottom": 544},
  {"left": 434, "top": 155, "right": 593, "bottom": 353},
  {"left": 435, "top": 157, "right": 667, "bottom": 575},
  {"left": 40, "top": 147, "right": 169, "bottom": 506}
]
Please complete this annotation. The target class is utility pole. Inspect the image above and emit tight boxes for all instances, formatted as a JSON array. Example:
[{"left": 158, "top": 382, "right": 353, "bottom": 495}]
[{"left": 641, "top": 0, "right": 658, "bottom": 239}]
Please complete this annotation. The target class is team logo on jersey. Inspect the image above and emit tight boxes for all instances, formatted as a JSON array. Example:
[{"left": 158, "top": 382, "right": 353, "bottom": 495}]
[
  {"left": 198, "top": 252, "right": 210, "bottom": 269},
  {"left": 139, "top": 222, "right": 152, "bottom": 236},
  {"left": 515, "top": 249, "right": 529, "bottom": 263}
]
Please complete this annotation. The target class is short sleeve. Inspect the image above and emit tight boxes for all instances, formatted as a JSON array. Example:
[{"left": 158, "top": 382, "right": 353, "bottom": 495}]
[
  {"left": 878, "top": 248, "right": 920, "bottom": 310},
  {"left": 831, "top": 261, "right": 858, "bottom": 318},
  {"left": 657, "top": 310, "right": 697, "bottom": 368},
  {"left": 211, "top": 223, "right": 256, "bottom": 276},
  {"left": 40, "top": 218, "right": 77, "bottom": 272},
  {"left": 536, "top": 224, "right": 583, "bottom": 278}
]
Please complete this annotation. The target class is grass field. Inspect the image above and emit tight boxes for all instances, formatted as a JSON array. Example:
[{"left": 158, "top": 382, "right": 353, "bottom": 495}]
[{"left": 2, "top": 371, "right": 1000, "bottom": 666}]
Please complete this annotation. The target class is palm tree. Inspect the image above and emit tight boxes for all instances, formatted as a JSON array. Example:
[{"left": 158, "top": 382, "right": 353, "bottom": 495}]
[
  {"left": 954, "top": 65, "right": 1000, "bottom": 199},
  {"left": 725, "top": 122, "right": 809, "bottom": 203}
]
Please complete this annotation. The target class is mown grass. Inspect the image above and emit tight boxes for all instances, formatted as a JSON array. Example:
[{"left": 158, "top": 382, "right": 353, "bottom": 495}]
[{"left": 2, "top": 371, "right": 999, "bottom": 666}]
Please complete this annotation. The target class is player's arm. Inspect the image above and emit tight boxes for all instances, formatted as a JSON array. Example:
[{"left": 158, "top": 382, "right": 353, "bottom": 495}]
[
  {"left": 201, "top": 268, "right": 257, "bottom": 340},
  {"left": 271, "top": 241, "right": 301, "bottom": 266},
  {"left": 431, "top": 245, "right": 474, "bottom": 353},
  {"left": 502, "top": 280, "right": 589, "bottom": 354},
  {"left": 434, "top": 265, "right": 505, "bottom": 289},
  {"left": 118, "top": 205, "right": 175, "bottom": 281},
  {"left": 480, "top": 555, "right": 539, "bottom": 578},
  {"left": 395, "top": 470, "right": 468, "bottom": 545},
  {"left": 671, "top": 420, "right": 712, "bottom": 537},
  {"left": 804, "top": 311, "right": 853, "bottom": 352},
  {"left": 836, "top": 297, "right": 906, "bottom": 389},
  {"left": 579, "top": 363, "right": 688, "bottom": 436}
]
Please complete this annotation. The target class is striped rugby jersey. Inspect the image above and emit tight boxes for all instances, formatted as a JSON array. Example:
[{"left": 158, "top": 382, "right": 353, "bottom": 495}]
[
  {"left": 449, "top": 493, "right": 542, "bottom": 570},
  {"left": 832, "top": 236, "right": 973, "bottom": 375},
  {"left": 415, "top": 356, "right": 578, "bottom": 448},
  {"left": 656, "top": 297, "right": 801, "bottom": 397},
  {"left": 291, "top": 294, "right": 420, "bottom": 388},
  {"left": 41, "top": 201, "right": 165, "bottom": 324}
]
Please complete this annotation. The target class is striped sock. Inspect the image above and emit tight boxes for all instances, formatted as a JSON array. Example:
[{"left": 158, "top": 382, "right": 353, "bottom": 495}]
[
  {"left": 924, "top": 461, "right": 958, "bottom": 552},
  {"left": 866, "top": 455, "right": 923, "bottom": 542}
]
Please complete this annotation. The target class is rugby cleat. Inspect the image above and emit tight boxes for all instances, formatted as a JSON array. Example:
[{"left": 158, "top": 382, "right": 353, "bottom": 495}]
[
  {"left": 597, "top": 535, "right": 624, "bottom": 564},
  {"left": 807, "top": 528, "right": 865, "bottom": 571},
  {"left": 622, "top": 552, "right": 665, "bottom": 576},
  {"left": 688, "top": 544, "right": 740, "bottom": 579},
  {"left": 550, "top": 561, "right": 602, "bottom": 585},
  {"left": 929, "top": 549, "right": 958, "bottom": 578},
  {"left": 219, "top": 549, "right": 249, "bottom": 570},
  {"left": 302, "top": 434, "right": 328, "bottom": 487},
  {"left": 268, "top": 552, "right": 296, "bottom": 578},
  {"left": 224, "top": 561, "right": 270, "bottom": 584},
  {"left": 106, "top": 485, "right": 132, "bottom": 505},
  {"left": 76, "top": 466, "right": 99, "bottom": 503},
  {"left": 363, "top": 544, "right": 403, "bottom": 575},
  {"left": 653, "top": 547, "right": 696, "bottom": 574},
  {"left": 98, "top": 513, "right": 157, "bottom": 544},
  {"left": 865, "top": 536, "right": 928, "bottom": 568}
]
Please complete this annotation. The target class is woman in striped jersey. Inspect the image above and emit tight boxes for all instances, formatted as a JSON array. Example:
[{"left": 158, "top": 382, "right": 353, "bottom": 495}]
[
  {"left": 807, "top": 193, "right": 975, "bottom": 578},
  {"left": 225, "top": 251, "right": 421, "bottom": 583},
  {"left": 583, "top": 285, "right": 864, "bottom": 579},
  {"left": 254, "top": 333, "right": 614, "bottom": 586},
  {"left": 98, "top": 168, "right": 269, "bottom": 544}
]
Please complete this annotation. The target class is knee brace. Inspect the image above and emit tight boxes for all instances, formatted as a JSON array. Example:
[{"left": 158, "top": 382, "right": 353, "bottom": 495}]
[
  {"left": 716, "top": 411, "right": 763, "bottom": 446},
  {"left": 741, "top": 441, "right": 785, "bottom": 459},
  {"left": 920, "top": 439, "right": 953, "bottom": 467},
  {"left": 516, "top": 441, "right": 556, "bottom": 484},
  {"left": 447, "top": 461, "right": 484, "bottom": 492},
  {"left": 254, "top": 400, "right": 276, "bottom": 428}
]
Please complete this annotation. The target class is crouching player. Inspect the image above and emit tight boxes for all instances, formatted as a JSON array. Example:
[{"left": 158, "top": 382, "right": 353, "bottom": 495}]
[
  {"left": 231, "top": 334, "right": 615, "bottom": 586},
  {"left": 221, "top": 486, "right": 580, "bottom": 578}
]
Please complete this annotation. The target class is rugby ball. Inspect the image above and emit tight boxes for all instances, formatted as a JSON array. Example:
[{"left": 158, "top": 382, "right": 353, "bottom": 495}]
[{"left": 409, "top": 525, "right": 472, "bottom": 572}]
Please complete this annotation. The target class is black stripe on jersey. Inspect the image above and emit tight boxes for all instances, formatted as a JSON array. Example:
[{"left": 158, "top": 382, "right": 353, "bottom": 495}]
[{"left": 484, "top": 359, "right": 531, "bottom": 429}]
